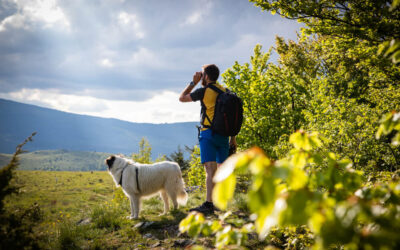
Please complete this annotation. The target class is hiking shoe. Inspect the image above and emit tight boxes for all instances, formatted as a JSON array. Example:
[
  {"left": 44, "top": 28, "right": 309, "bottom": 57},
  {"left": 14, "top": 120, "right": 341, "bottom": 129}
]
[{"left": 189, "top": 201, "right": 214, "bottom": 215}]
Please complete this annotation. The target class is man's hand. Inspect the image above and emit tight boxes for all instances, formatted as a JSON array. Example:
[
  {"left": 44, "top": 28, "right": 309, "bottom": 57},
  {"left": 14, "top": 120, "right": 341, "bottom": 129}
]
[
  {"left": 179, "top": 71, "right": 201, "bottom": 102},
  {"left": 193, "top": 72, "right": 202, "bottom": 84}
]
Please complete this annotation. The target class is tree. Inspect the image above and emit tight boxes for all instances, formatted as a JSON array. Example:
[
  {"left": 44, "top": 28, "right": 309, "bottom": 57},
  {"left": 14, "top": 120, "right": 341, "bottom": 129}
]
[
  {"left": 250, "top": 0, "right": 400, "bottom": 44},
  {"left": 131, "top": 137, "right": 152, "bottom": 164},
  {"left": 223, "top": 25, "right": 400, "bottom": 169},
  {"left": 223, "top": 44, "right": 309, "bottom": 159},
  {"left": 166, "top": 145, "right": 190, "bottom": 171}
]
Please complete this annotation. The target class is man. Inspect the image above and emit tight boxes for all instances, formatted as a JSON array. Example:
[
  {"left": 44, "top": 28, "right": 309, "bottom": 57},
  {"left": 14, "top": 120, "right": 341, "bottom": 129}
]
[{"left": 179, "top": 64, "right": 237, "bottom": 215}]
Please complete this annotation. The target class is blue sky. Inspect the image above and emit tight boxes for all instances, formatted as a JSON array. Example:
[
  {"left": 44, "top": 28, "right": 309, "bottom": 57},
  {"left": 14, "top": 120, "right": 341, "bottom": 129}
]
[{"left": 0, "top": 0, "right": 301, "bottom": 123}]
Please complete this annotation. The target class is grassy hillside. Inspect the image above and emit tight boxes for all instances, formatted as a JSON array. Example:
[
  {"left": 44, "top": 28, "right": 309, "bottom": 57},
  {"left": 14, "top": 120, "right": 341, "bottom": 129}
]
[
  {"left": 4, "top": 170, "right": 254, "bottom": 249},
  {"left": 0, "top": 150, "right": 111, "bottom": 171}
]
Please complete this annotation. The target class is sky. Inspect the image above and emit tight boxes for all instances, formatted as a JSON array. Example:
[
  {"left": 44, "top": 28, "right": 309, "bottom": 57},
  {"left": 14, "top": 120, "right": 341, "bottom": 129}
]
[{"left": 0, "top": 0, "right": 301, "bottom": 124}]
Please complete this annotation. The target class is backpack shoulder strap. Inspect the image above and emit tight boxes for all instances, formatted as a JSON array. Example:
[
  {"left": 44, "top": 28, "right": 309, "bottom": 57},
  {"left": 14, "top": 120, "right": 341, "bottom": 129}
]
[{"left": 207, "top": 83, "right": 225, "bottom": 94}]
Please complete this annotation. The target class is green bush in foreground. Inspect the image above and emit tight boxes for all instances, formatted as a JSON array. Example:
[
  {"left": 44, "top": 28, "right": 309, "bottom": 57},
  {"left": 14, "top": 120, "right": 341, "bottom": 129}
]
[{"left": 180, "top": 127, "right": 400, "bottom": 249}]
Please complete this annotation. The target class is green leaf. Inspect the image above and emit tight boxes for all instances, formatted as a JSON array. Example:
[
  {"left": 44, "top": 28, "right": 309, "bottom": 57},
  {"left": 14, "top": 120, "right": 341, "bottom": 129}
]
[
  {"left": 213, "top": 174, "right": 237, "bottom": 210},
  {"left": 292, "top": 151, "right": 307, "bottom": 168},
  {"left": 288, "top": 167, "right": 308, "bottom": 190}
]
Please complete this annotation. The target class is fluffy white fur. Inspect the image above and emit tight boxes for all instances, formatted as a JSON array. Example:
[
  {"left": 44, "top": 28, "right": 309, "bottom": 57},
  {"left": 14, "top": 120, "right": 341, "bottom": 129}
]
[{"left": 106, "top": 155, "right": 188, "bottom": 219}]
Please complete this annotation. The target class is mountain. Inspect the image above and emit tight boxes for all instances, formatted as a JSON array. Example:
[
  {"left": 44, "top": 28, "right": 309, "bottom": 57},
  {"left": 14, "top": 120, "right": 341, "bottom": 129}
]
[{"left": 0, "top": 98, "right": 198, "bottom": 158}]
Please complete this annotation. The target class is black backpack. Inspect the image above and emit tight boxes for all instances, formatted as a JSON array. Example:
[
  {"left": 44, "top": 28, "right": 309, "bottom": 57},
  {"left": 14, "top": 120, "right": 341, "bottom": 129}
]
[{"left": 202, "top": 84, "right": 243, "bottom": 136}]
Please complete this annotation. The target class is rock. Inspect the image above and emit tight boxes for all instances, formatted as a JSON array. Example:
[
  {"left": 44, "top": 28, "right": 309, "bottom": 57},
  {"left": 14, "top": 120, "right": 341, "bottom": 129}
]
[
  {"left": 76, "top": 218, "right": 91, "bottom": 226},
  {"left": 134, "top": 222, "right": 145, "bottom": 228},
  {"left": 143, "top": 233, "right": 153, "bottom": 239},
  {"left": 150, "top": 241, "right": 162, "bottom": 248},
  {"left": 173, "top": 239, "right": 194, "bottom": 247},
  {"left": 135, "top": 221, "right": 156, "bottom": 230}
]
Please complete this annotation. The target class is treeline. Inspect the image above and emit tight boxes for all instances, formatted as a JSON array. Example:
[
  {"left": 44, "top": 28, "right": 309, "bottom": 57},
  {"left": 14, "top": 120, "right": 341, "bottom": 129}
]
[{"left": 0, "top": 150, "right": 110, "bottom": 171}]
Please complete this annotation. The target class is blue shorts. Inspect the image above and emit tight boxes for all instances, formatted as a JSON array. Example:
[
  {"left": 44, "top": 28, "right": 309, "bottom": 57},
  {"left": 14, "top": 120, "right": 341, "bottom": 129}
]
[{"left": 199, "top": 129, "right": 229, "bottom": 164}]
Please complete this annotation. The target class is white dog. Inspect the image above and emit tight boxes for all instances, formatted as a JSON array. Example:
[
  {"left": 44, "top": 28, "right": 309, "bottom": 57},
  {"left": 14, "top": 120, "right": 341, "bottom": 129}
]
[{"left": 105, "top": 155, "right": 188, "bottom": 219}]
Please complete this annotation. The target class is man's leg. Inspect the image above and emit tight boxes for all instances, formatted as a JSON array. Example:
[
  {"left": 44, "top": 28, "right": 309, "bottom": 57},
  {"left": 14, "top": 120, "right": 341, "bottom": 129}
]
[
  {"left": 204, "top": 161, "right": 218, "bottom": 202},
  {"left": 189, "top": 162, "right": 218, "bottom": 215}
]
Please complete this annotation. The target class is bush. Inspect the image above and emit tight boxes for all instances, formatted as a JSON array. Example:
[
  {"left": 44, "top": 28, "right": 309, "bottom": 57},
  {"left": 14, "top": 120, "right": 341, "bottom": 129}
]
[
  {"left": 180, "top": 130, "right": 400, "bottom": 249},
  {"left": 0, "top": 133, "right": 45, "bottom": 249},
  {"left": 186, "top": 145, "right": 205, "bottom": 188}
]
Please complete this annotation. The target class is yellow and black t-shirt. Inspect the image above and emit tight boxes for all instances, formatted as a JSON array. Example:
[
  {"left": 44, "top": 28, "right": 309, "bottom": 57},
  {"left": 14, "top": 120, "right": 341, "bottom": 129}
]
[{"left": 190, "top": 82, "right": 226, "bottom": 130}]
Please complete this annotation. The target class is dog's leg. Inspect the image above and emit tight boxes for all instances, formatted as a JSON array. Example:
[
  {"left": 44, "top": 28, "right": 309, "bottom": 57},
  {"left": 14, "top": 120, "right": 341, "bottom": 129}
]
[
  {"left": 160, "top": 190, "right": 169, "bottom": 215},
  {"left": 166, "top": 189, "right": 178, "bottom": 210},
  {"left": 128, "top": 195, "right": 140, "bottom": 219}
]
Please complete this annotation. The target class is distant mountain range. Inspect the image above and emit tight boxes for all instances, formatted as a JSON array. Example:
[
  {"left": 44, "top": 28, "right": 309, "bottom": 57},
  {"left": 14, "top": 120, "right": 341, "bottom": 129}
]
[{"left": 0, "top": 98, "right": 198, "bottom": 158}]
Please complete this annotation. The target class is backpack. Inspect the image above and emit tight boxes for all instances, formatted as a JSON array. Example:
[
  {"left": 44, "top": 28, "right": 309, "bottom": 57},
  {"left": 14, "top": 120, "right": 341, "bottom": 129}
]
[{"left": 202, "top": 84, "right": 243, "bottom": 136}]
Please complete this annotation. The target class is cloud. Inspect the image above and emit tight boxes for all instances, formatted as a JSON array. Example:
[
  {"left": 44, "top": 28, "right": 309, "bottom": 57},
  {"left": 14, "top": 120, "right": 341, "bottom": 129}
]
[
  {"left": 0, "top": 0, "right": 302, "bottom": 122},
  {"left": 117, "top": 11, "right": 144, "bottom": 39},
  {"left": 0, "top": 0, "right": 70, "bottom": 32},
  {"left": 99, "top": 58, "right": 114, "bottom": 68}
]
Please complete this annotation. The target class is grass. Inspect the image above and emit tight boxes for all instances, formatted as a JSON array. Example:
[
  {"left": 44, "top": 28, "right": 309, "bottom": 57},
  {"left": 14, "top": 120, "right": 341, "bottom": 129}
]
[{"left": 4, "top": 170, "right": 218, "bottom": 249}]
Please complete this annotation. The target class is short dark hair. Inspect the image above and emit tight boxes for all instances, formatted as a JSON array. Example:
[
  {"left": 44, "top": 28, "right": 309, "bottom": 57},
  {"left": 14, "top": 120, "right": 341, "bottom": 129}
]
[{"left": 203, "top": 64, "right": 219, "bottom": 81}]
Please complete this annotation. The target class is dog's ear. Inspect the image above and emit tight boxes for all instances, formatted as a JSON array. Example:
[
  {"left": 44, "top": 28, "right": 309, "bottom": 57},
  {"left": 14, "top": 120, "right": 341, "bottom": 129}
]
[{"left": 105, "top": 155, "right": 116, "bottom": 168}]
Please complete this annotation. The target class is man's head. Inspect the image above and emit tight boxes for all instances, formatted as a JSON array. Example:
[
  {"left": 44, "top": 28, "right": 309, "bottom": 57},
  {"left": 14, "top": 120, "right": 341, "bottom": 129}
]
[{"left": 201, "top": 64, "right": 219, "bottom": 86}]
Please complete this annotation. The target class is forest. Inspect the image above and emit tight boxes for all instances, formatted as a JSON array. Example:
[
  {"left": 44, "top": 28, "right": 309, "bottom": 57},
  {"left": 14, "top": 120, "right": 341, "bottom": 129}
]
[{"left": 1, "top": 0, "right": 400, "bottom": 249}]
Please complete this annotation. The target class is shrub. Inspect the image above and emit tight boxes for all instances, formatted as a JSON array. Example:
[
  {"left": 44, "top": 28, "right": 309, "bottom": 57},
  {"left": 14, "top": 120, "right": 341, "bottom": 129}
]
[
  {"left": 0, "top": 133, "right": 44, "bottom": 249},
  {"left": 186, "top": 145, "right": 205, "bottom": 188}
]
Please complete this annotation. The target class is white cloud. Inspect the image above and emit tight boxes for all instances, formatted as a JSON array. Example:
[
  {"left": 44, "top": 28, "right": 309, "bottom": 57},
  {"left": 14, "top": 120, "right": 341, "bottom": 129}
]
[
  {"left": 0, "top": 88, "right": 200, "bottom": 123},
  {"left": 0, "top": 13, "right": 26, "bottom": 31},
  {"left": 181, "top": 0, "right": 213, "bottom": 26},
  {"left": 99, "top": 58, "right": 114, "bottom": 68},
  {"left": 117, "top": 11, "right": 144, "bottom": 39},
  {"left": 185, "top": 12, "right": 202, "bottom": 25},
  {"left": 0, "top": 0, "right": 70, "bottom": 32}
]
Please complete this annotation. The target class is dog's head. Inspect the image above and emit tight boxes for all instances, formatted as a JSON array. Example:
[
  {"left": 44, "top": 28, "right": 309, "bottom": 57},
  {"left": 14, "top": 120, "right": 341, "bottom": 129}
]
[
  {"left": 105, "top": 155, "right": 116, "bottom": 170},
  {"left": 105, "top": 155, "right": 130, "bottom": 174}
]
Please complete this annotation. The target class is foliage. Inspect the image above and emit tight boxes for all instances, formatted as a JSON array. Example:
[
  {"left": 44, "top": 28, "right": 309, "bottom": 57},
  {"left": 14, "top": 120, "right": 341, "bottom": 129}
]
[
  {"left": 186, "top": 145, "right": 205, "bottom": 188},
  {"left": 182, "top": 131, "right": 400, "bottom": 248},
  {"left": 180, "top": 130, "right": 400, "bottom": 249},
  {"left": 179, "top": 211, "right": 253, "bottom": 249},
  {"left": 249, "top": 0, "right": 400, "bottom": 45},
  {"left": 376, "top": 111, "right": 400, "bottom": 146},
  {"left": 223, "top": 44, "right": 308, "bottom": 159},
  {"left": 379, "top": 39, "right": 400, "bottom": 64},
  {"left": 131, "top": 137, "right": 167, "bottom": 163},
  {"left": 131, "top": 137, "right": 153, "bottom": 164},
  {"left": 223, "top": 31, "right": 400, "bottom": 169},
  {"left": 167, "top": 145, "right": 191, "bottom": 171},
  {"left": 0, "top": 132, "right": 45, "bottom": 249}
]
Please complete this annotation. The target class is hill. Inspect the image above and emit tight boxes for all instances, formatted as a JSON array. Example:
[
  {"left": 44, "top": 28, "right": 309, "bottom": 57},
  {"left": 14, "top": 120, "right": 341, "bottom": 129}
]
[
  {"left": 0, "top": 98, "right": 198, "bottom": 157},
  {"left": 0, "top": 150, "right": 111, "bottom": 171}
]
